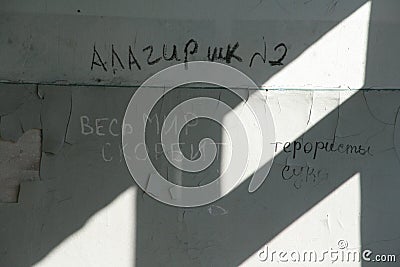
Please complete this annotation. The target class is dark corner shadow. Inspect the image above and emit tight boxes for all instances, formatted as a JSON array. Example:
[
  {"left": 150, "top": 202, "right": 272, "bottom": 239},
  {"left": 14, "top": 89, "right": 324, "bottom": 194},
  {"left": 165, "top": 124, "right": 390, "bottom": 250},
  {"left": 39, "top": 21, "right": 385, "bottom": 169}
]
[
  {"left": 361, "top": 0, "right": 400, "bottom": 266},
  {"left": 4, "top": 1, "right": 400, "bottom": 267}
]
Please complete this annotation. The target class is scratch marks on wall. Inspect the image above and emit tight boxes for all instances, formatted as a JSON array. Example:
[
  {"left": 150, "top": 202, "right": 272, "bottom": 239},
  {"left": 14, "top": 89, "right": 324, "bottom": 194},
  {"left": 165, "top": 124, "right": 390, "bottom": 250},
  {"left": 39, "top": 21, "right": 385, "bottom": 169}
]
[
  {"left": 0, "top": 84, "right": 74, "bottom": 202},
  {"left": 207, "top": 205, "right": 229, "bottom": 216},
  {"left": 393, "top": 107, "right": 400, "bottom": 163},
  {"left": 0, "top": 84, "right": 42, "bottom": 203},
  {"left": 0, "top": 129, "right": 41, "bottom": 203},
  {"left": 0, "top": 84, "right": 41, "bottom": 142},
  {"left": 39, "top": 86, "right": 72, "bottom": 154}
]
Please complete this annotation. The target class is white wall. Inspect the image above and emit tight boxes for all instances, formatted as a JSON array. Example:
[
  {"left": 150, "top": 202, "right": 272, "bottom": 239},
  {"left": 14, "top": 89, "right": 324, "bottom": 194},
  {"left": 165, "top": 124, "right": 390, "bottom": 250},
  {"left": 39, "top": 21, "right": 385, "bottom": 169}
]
[{"left": 0, "top": 1, "right": 400, "bottom": 266}]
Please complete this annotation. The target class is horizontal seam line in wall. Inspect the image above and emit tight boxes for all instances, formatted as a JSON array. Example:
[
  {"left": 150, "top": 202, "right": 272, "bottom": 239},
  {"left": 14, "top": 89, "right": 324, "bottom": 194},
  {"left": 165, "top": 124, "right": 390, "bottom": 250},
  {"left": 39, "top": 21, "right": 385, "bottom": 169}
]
[{"left": 0, "top": 80, "right": 398, "bottom": 91}]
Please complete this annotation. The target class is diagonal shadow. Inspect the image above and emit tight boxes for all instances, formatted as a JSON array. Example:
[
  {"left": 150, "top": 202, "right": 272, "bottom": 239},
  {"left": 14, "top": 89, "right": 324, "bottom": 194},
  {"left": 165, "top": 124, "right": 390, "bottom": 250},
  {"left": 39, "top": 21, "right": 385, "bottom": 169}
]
[
  {"left": 135, "top": 90, "right": 374, "bottom": 266},
  {"left": 136, "top": 1, "right": 400, "bottom": 266}
]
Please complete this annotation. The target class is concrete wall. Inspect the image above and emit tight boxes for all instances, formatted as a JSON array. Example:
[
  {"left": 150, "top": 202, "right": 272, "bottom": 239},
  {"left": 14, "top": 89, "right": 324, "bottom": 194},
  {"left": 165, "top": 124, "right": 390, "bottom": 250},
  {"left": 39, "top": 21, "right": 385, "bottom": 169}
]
[{"left": 0, "top": 1, "right": 399, "bottom": 266}]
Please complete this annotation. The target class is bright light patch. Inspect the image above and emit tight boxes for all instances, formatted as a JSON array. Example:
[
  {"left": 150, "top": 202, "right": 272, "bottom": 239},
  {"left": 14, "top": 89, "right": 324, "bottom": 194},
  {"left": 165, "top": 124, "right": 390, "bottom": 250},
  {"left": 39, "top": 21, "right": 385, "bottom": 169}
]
[{"left": 263, "top": 1, "right": 371, "bottom": 90}]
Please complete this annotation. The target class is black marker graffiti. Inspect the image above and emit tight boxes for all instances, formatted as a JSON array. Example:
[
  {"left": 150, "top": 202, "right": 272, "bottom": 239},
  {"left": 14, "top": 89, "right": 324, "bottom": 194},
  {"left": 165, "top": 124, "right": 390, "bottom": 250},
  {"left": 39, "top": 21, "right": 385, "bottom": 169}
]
[
  {"left": 143, "top": 45, "right": 162, "bottom": 65},
  {"left": 207, "top": 42, "right": 242, "bottom": 63},
  {"left": 268, "top": 43, "right": 288, "bottom": 66},
  {"left": 249, "top": 37, "right": 267, "bottom": 68},
  {"left": 183, "top": 39, "right": 198, "bottom": 63},
  {"left": 225, "top": 42, "right": 243, "bottom": 63},
  {"left": 128, "top": 45, "right": 141, "bottom": 70},
  {"left": 90, "top": 38, "right": 288, "bottom": 72},
  {"left": 112, "top": 45, "right": 125, "bottom": 74},
  {"left": 91, "top": 44, "right": 107, "bottom": 72},
  {"left": 271, "top": 139, "right": 373, "bottom": 160},
  {"left": 281, "top": 164, "right": 328, "bottom": 190},
  {"left": 162, "top": 44, "right": 181, "bottom": 61}
]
